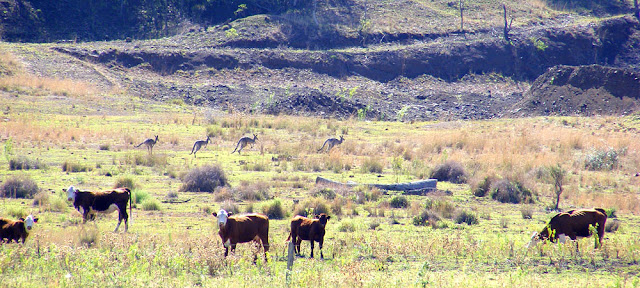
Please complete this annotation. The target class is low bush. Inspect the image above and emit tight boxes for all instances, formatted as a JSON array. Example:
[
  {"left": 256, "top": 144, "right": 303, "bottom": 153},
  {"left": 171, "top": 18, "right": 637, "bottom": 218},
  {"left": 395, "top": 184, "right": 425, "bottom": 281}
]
[
  {"left": 78, "top": 226, "right": 100, "bottom": 248},
  {"left": 424, "top": 198, "right": 456, "bottom": 219},
  {"left": 338, "top": 220, "right": 356, "bottom": 232},
  {"left": 472, "top": 175, "right": 495, "bottom": 197},
  {"left": 114, "top": 176, "right": 137, "bottom": 190},
  {"left": 313, "top": 187, "right": 337, "bottom": 200},
  {"left": 180, "top": 164, "right": 228, "bottom": 192},
  {"left": 133, "top": 190, "right": 150, "bottom": 204},
  {"left": 521, "top": 207, "right": 533, "bottom": 219},
  {"left": 605, "top": 219, "right": 620, "bottom": 233},
  {"left": 490, "top": 179, "right": 535, "bottom": 204},
  {"left": 1, "top": 175, "right": 39, "bottom": 198},
  {"left": 6, "top": 206, "right": 26, "bottom": 218},
  {"left": 390, "top": 195, "right": 409, "bottom": 208},
  {"left": 62, "top": 161, "right": 91, "bottom": 173},
  {"left": 360, "top": 157, "right": 383, "bottom": 174},
  {"left": 430, "top": 161, "right": 466, "bottom": 184},
  {"left": 455, "top": 210, "right": 479, "bottom": 225},
  {"left": 412, "top": 209, "right": 441, "bottom": 228},
  {"left": 584, "top": 147, "right": 623, "bottom": 171},
  {"left": 262, "top": 199, "right": 285, "bottom": 219},
  {"left": 235, "top": 181, "right": 270, "bottom": 201},
  {"left": 142, "top": 198, "right": 161, "bottom": 211},
  {"left": 9, "top": 156, "right": 46, "bottom": 170},
  {"left": 293, "top": 198, "right": 330, "bottom": 217}
]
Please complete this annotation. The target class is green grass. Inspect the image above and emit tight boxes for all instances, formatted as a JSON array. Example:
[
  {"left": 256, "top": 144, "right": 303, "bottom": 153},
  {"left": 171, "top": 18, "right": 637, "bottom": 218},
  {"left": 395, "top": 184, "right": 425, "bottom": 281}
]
[{"left": 2, "top": 68, "right": 640, "bottom": 286}]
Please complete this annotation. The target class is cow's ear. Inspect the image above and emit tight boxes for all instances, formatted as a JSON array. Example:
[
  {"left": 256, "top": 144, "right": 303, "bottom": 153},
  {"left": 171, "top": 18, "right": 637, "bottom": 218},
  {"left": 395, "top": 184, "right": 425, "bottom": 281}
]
[
  {"left": 19, "top": 218, "right": 24, "bottom": 221},
  {"left": 228, "top": 211, "right": 233, "bottom": 216},
  {"left": 212, "top": 212, "right": 217, "bottom": 217},
  {"left": 326, "top": 216, "right": 331, "bottom": 220},
  {"left": 33, "top": 217, "right": 38, "bottom": 223},
  {"left": 314, "top": 214, "right": 319, "bottom": 219}
]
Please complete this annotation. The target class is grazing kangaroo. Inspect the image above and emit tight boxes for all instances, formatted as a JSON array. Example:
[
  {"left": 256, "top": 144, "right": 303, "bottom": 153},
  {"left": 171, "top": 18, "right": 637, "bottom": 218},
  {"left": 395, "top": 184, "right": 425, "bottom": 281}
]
[
  {"left": 190, "top": 136, "right": 211, "bottom": 158},
  {"left": 231, "top": 134, "right": 258, "bottom": 154},
  {"left": 135, "top": 135, "right": 158, "bottom": 154},
  {"left": 318, "top": 135, "right": 344, "bottom": 152}
]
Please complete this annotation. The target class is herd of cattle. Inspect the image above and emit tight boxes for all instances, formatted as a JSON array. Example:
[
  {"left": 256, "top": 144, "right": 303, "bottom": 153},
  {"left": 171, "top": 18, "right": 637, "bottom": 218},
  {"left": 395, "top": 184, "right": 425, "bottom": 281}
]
[{"left": 1, "top": 183, "right": 609, "bottom": 258}]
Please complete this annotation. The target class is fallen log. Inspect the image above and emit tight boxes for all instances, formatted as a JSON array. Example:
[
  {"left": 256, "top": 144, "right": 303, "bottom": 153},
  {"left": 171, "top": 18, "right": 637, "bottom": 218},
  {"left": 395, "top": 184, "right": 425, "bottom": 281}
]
[{"left": 315, "top": 177, "right": 437, "bottom": 194}]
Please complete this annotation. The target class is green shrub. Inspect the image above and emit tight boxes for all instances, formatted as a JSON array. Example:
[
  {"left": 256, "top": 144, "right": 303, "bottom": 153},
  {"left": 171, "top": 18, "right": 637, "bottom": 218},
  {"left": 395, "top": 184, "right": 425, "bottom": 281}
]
[
  {"left": 180, "top": 164, "right": 228, "bottom": 192},
  {"left": 473, "top": 175, "right": 495, "bottom": 197},
  {"left": 424, "top": 199, "right": 456, "bottom": 219},
  {"left": 262, "top": 199, "right": 285, "bottom": 219},
  {"left": 99, "top": 144, "right": 110, "bottom": 151},
  {"left": 78, "top": 226, "right": 100, "bottom": 248},
  {"left": 6, "top": 206, "right": 26, "bottom": 218},
  {"left": 412, "top": 209, "right": 441, "bottom": 228},
  {"left": 142, "top": 198, "right": 161, "bottom": 211},
  {"left": 62, "top": 161, "right": 91, "bottom": 173},
  {"left": 360, "top": 157, "right": 383, "bottom": 173},
  {"left": 521, "top": 207, "right": 533, "bottom": 219},
  {"left": 1, "top": 175, "right": 39, "bottom": 198},
  {"left": 338, "top": 220, "right": 356, "bottom": 232},
  {"left": 133, "top": 190, "right": 150, "bottom": 204},
  {"left": 390, "top": 195, "right": 409, "bottom": 208},
  {"left": 584, "top": 147, "right": 623, "bottom": 171},
  {"left": 605, "top": 219, "right": 620, "bottom": 233},
  {"left": 490, "top": 179, "right": 535, "bottom": 204},
  {"left": 455, "top": 210, "right": 478, "bottom": 225},
  {"left": 220, "top": 202, "right": 240, "bottom": 215},
  {"left": 293, "top": 198, "right": 330, "bottom": 217},
  {"left": 9, "top": 156, "right": 46, "bottom": 170},
  {"left": 114, "top": 176, "right": 137, "bottom": 190},
  {"left": 313, "top": 187, "right": 336, "bottom": 200},
  {"left": 235, "top": 181, "right": 270, "bottom": 201},
  {"left": 430, "top": 161, "right": 466, "bottom": 184}
]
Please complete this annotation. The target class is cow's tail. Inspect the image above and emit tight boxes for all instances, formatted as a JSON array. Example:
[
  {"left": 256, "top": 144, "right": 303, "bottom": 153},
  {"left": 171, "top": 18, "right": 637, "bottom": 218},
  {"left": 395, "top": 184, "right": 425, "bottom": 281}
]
[
  {"left": 286, "top": 232, "right": 292, "bottom": 242},
  {"left": 127, "top": 188, "right": 133, "bottom": 220}
]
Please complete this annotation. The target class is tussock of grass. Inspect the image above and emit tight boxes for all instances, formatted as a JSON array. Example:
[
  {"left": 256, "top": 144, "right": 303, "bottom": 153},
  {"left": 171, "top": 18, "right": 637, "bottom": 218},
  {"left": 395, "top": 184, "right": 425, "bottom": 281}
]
[
  {"left": 1, "top": 175, "right": 39, "bottom": 198},
  {"left": 261, "top": 199, "right": 285, "bottom": 219},
  {"left": 62, "top": 161, "right": 92, "bottom": 173},
  {"left": 180, "top": 164, "right": 228, "bottom": 192},
  {"left": 9, "top": 156, "right": 46, "bottom": 170},
  {"left": 142, "top": 198, "right": 161, "bottom": 211}
]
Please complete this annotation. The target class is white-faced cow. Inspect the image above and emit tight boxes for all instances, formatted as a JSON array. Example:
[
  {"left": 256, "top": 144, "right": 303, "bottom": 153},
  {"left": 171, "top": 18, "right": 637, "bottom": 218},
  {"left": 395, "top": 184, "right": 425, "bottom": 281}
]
[
  {"left": 212, "top": 209, "right": 270, "bottom": 260},
  {"left": 0, "top": 215, "right": 38, "bottom": 243},
  {"left": 287, "top": 213, "right": 331, "bottom": 259},
  {"left": 527, "top": 208, "right": 607, "bottom": 249},
  {"left": 64, "top": 186, "right": 132, "bottom": 232}
]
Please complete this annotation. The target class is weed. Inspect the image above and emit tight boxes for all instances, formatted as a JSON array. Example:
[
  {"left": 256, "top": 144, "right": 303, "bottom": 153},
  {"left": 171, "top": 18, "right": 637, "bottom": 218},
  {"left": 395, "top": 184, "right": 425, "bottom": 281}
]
[
  {"left": 490, "top": 178, "right": 535, "bottom": 204},
  {"left": 62, "top": 161, "right": 91, "bottom": 173},
  {"left": 584, "top": 147, "right": 623, "bottom": 171},
  {"left": 142, "top": 198, "right": 161, "bottom": 211},
  {"left": 361, "top": 157, "right": 383, "bottom": 173},
  {"left": 1, "top": 175, "right": 39, "bottom": 198},
  {"left": 9, "top": 156, "right": 46, "bottom": 170},
  {"left": 133, "top": 190, "right": 150, "bottom": 204},
  {"left": 338, "top": 220, "right": 356, "bottom": 232},
  {"left": 521, "top": 207, "right": 534, "bottom": 219},
  {"left": 114, "top": 176, "right": 137, "bottom": 190},
  {"left": 390, "top": 195, "right": 409, "bottom": 209},
  {"left": 430, "top": 161, "right": 466, "bottom": 184},
  {"left": 472, "top": 175, "right": 495, "bottom": 197},
  {"left": 262, "top": 199, "right": 285, "bottom": 219},
  {"left": 294, "top": 198, "right": 330, "bottom": 217},
  {"left": 180, "top": 164, "right": 228, "bottom": 192},
  {"left": 6, "top": 206, "right": 26, "bottom": 218},
  {"left": 313, "top": 187, "right": 337, "bottom": 200},
  {"left": 455, "top": 210, "right": 479, "bottom": 225},
  {"left": 605, "top": 219, "right": 620, "bottom": 233}
]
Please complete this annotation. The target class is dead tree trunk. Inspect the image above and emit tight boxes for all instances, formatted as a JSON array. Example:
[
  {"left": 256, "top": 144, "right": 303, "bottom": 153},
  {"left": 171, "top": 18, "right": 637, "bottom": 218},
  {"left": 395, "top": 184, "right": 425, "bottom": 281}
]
[
  {"left": 635, "top": 0, "right": 640, "bottom": 21},
  {"left": 503, "top": 4, "right": 513, "bottom": 42},
  {"left": 316, "top": 177, "right": 437, "bottom": 194},
  {"left": 459, "top": 0, "right": 464, "bottom": 33}
]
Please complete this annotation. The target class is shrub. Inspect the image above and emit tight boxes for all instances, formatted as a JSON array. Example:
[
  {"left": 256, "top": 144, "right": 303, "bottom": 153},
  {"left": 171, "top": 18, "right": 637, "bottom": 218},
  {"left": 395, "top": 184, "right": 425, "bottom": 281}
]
[
  {"left": 6, "top": 206, "right": 26, "bottom": 218},
  {"left": 62, "top": 161, "right": 91, "bottom": 173},
  {"left": 584, "top": 147, "right": 623, "bottom": 171},
  {"left": 235, "top": 181, "right": 270, "bottom": 201},
  {"left": 521, "top": 207, "right": 533, "bottom": 219},
  {"left": 142, "top": 198, "right": 161, "bottom": 211},
  {"left": 313, "top": 187, "right": 337, "bottom": 200},
  {"left": 180, "top": 164, "right": 228, "bottom": 192},
  {"left": 9, "top": 156, "right": 46, "bottom": 170},
  {"left": 352, "top": 186, "right": 382, "bottom": 204},
  {"left": 472, "top": 175, "right": 495, "bottom": 197},
  {"left": 605, "top": 219, "right": 620, "bottom": 233},
  {"left": 262, "top": 199, "right": 285, "bottom": 219},
  {"left": 412, "top": 209, "right": 441, "bottom": 228},
  {"left": 338, "top": 220, "right": 356, "bottom": 232},
  {"left": 424, "top": 198, "right": 456, "bottom": 219},
  {"left": 455, "top": 210, "right": 478, "bottom": 225},
  {"left": 293, "top": 198, "right": 330, "bottom": 217},
  {"left": 32, "top": 191, "right": 49, "bottom": 207},
  {"left": 360, "top": 157, "right": 383, "bottom": 174},
  {"left": 99, "top": 144, "right": 110, "bottom": 151},
  {"left": 114, "top": 176, "right": 137, "bottom": 190},
  {"left": 133, "top": 190, "right": 150, "bottom": 204},
  {"left": 390, "top": 195, "right": 409, "bottom": 208},
  {"left": 220, "top": 202, "right": 240, "bottom": 215},
  {"left": 78, "top": 226, "right": 100, "bottom": 248},
  {"left": 1, "top": 175, "right": 39, "bottom": 198},
  {"left": 430, "top": 161, "right": 466, "bottom": 184},
  {"left": 490, "top": 179, "right": 535, "bottom": 204}
]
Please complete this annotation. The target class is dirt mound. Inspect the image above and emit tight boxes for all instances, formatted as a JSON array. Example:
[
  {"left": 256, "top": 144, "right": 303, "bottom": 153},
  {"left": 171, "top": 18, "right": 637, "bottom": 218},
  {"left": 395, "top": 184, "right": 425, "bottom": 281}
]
[
  {"left": 511, "top": 64, "right": 640, "bottom": 117},
  {"left": 264, "top": 89, "right": 378, "bottom": 119}
]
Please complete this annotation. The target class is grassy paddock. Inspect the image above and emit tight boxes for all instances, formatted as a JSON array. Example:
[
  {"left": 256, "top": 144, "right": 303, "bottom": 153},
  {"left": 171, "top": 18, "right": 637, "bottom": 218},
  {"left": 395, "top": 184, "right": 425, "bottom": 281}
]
[{"left": 2, "top": 52, "right": 640, "bottom": 286}]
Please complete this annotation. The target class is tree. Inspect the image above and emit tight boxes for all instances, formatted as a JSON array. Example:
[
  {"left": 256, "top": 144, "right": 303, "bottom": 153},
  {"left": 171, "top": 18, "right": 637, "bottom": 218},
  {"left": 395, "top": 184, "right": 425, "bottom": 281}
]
[{"left": 549, "top": 164, "right": 566, "bottom": 211}]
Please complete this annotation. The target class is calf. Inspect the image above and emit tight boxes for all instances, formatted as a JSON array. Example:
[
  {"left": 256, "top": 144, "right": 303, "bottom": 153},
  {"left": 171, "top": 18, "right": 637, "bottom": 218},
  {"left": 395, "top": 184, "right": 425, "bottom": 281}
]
[
  {"left": 527, "top": 208, "right": 607, "bottom": 249},
  {"left": 212, "top": 209, "right": 270, "bottom": 260},
  {"left": 64, "top": 186, "right": 132, "bottom": 232},
  {"left": 0, "top": 215, "right": 38, "bottom": 243},
  {"left": 287, "top": 214, "right": 331, "bottom": 259}
]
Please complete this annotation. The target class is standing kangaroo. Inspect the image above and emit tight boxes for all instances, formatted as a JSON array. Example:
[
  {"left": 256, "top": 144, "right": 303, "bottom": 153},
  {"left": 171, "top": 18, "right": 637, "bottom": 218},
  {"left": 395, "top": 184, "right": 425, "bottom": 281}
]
[
  {"left": 135, "top": 135, "right": 158, "bottom": 155},
  {"left": 231, "top": 134, "right": 258, "bottom": 154},
  {"left": 190, "top": 136, "right": 211, "bottom": 158},
  {"left": 318, "top": 135, "right": 344, "bottom": 152}
]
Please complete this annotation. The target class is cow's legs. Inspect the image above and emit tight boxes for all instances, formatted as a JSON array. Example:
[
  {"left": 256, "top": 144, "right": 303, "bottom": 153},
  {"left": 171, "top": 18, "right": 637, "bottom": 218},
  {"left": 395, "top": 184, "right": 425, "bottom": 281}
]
[
  {"left": 295, "top": 238, "right": 302, "bottom": 255},
  {"left": 319, "top": 239, "right": 324, "bottom": 259},
  {"left": 260, "top": 235, "right": 270, "bottom": 261},
  {"left": 310, "top": 240, "right": 315, "bottom": 258}
]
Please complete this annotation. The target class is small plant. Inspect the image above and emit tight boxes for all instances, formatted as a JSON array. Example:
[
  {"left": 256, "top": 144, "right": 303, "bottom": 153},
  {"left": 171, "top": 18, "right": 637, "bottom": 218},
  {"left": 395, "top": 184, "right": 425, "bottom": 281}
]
[
  {"left": 430, "top": 161, "right": 466, "bottom": 184},
  {"left": 180, "top": 164, "right": 228, "bottom": 192},
  {"left": 455, "top": 210, "right": 478, "bottom": 225},
  {"left": 424, "top": 199, "right": 456, "bottom": 219},
  {"left": 584, "top": 147, "right": 623, "bottom": 171},
  {"left": 78, "top": 226, "right": 100, "bottom": 248},
  {"left": 1, "top": 175, "right": 39, "bottom": 198},
  {"left": 490, "top": 179, "right": 535, "bottom": 204},
  {"left": 314, "top": 187, "right": 337, "bottom": 200},
  {"left": 521, "top": 207, "right": 533, "bottom": 219},
  {"left": 114, "top": 176, "right": 137, "bottom": 190},
  {"left": 530, "top": 37, "right": 548, "bottom": 51},
  {"left": 142, "top": 198, "right": 161, "bottom": 211},
  {"left": 62, "top": 161, "right": 91, "bottom": 173},
  {"left": 338, "top": 220, "right": 356, "bottom": 232},
  {"left": 9, "top": 156, "right": 46, "bottom": 170},
  {"left": 360, "top": 157, "right": 383, "bottom": 173},
  {"left": 6, "top": 206, "right": 26, "bottom": 218},
  {"left": 133, "top": 190, "right": 150, "bottom": 204},
  {"left": 262, "top": 199, "right": 285, "bottom": 220},
  {"left": 293, "top": 198, "right": 330, "bottom": 217},
  {"left": 99, "top": 143, "right": 110, "bottom": 151},
  {"left": 548, "top": 164, "right": 565, "bottom": 210},
  {"left": 390, "top": 195, "right": 409, "bottom": 209},
  {"left": 472, "top": 175, "right": 494, "bottom": 197},
  {"left": 605, "top": 219, "right": 620, "bottom": 233},
  {"left": 412, "top": 209, "right": 441, "bottom": 228}
]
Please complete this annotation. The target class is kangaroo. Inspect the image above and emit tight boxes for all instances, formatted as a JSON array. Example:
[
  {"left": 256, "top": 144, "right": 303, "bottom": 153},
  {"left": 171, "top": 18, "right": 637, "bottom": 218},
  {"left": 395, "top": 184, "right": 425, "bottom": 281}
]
[
  {"left": 135, "top": 135, "right": 158, "bottom": 154},
  {"left": 190, "top": 136, "right": 211, "bottom": 158},
  {"left": 231, "top": 134, "right": 258, "bottom": 154},
  {"left": 318, "top": 135, "right": 344, "bottom": 152}
]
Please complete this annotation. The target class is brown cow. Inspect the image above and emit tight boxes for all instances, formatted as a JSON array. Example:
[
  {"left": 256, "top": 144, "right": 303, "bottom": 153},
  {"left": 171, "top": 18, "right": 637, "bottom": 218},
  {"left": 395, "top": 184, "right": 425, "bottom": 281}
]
[
  {"left": 212, "top": 209, "right": 270, "bottom": 260},
  {"left": 0, "top": 215, "right": 38, "bottom": 243},
  {"left": 287, "top": 214, "right": 331, "bottom": 259},
  {"left": 64, "top": 186, "right": 132, "bottom": 232},
  {"left": 527, "top": 208, "right": 607, "bottom": 249}
]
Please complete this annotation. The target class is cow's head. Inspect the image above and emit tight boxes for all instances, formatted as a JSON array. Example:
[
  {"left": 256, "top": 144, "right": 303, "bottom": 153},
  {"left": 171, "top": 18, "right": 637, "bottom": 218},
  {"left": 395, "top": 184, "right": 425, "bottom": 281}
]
[
  {"left": 212, "top": 209, "right": 232, "bottom": 227},
  {"left": 315, "top": 213, "right": 331, "bottom": 225},
  {"left": 65, "top": 186, "right": 78, "bottom": 202},
  {"left": 21, "top": 215, "right": 38, "bottom": 230}
]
